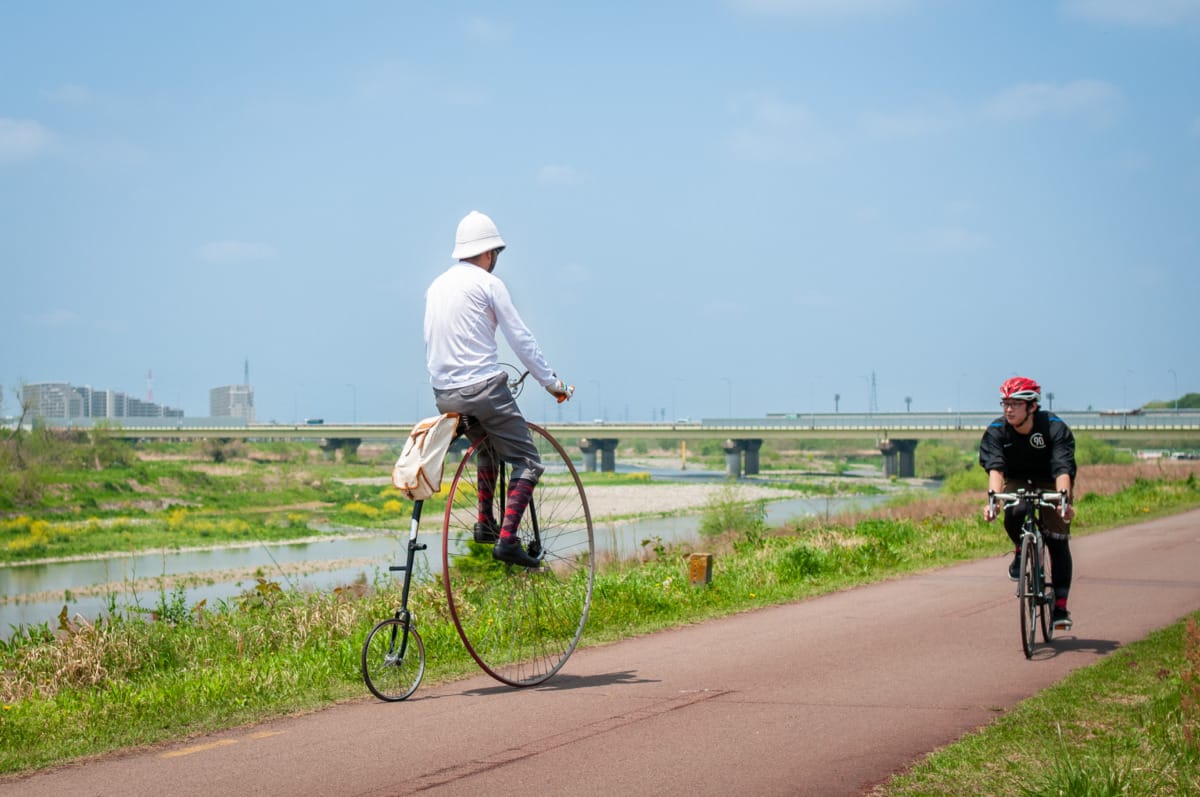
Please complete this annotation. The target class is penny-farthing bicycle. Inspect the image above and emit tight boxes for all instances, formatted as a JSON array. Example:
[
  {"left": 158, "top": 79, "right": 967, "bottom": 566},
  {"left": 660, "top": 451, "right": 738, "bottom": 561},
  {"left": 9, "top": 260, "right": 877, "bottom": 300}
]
[
  {"left": 362, "top": 370, "right": 593, "bottom": 700},
  {"left": 441, "top": 369, "right": 595, "bottom": 687}
]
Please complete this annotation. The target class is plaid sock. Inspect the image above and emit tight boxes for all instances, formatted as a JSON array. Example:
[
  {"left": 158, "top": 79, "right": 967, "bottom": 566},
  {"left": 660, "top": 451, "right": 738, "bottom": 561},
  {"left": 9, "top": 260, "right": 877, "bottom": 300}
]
[
  {"left": 500, "top": 478, "right": 535, "bottom": 541},
  {"left": 476, "top": 466, "right": 497, "bottom": 525}
]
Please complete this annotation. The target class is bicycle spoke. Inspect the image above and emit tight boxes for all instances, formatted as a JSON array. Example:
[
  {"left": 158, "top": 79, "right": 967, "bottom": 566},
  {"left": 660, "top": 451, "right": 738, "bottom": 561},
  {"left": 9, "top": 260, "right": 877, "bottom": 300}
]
[{"left": 443, "top": 425, "right": 594, "bottom": 687}]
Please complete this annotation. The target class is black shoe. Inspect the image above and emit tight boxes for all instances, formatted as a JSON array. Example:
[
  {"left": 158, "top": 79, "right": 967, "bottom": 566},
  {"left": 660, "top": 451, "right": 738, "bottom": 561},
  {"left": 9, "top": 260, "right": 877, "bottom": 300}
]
[
  {"left": 473, "top": 518, "right": 500, "bottom": 544},
  {"left": 1051, "top": 608, "right": 1073, "bottom": 630},
  {"left": 1008, "top": 553, "right": 1020, "bottom": 581},
  {"left": 493, "top": 538, "right": 541, "bottom": 568}
]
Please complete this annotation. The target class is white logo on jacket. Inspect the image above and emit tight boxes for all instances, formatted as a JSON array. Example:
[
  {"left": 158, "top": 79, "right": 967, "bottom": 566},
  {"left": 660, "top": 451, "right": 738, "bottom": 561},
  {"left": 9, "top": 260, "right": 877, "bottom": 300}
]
[{"left": 1030, "top": 432, "right": 1047, "bottom": 449}]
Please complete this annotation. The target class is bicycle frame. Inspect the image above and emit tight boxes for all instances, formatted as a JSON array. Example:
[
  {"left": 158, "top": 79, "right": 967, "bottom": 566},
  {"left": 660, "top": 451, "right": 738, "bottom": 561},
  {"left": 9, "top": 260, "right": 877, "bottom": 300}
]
[
  {"left": 390, "top": 499, "right": 428, "bottom": 634},
  {"left": 361, "top": 498, "right": 429, "bottom": 701}
]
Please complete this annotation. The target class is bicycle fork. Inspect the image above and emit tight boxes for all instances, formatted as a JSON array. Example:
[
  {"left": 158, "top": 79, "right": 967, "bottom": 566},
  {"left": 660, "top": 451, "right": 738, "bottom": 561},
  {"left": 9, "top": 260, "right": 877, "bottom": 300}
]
[{"left": 1016, "top": 529, "right": 1048, "bottom": 602}]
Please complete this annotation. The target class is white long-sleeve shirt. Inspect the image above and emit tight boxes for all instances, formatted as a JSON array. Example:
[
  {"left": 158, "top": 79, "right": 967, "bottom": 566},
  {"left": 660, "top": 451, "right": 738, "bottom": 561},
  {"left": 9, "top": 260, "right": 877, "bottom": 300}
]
[{"left": 423, "top": 262, "right": 556, "bottom": 391}]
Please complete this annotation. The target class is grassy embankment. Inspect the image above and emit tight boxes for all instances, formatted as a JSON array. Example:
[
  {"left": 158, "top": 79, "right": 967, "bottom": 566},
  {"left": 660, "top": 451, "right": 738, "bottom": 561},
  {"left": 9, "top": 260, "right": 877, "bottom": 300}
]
[{"left": 1, "top": 432, "right": 1198, "bottom": 787}]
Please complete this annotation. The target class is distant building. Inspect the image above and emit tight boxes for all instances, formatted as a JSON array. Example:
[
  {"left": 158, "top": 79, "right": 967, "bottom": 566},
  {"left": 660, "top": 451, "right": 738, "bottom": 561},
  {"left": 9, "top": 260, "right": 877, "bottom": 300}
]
[
  {"left": 20, "top": 382, "right": 182, "bottom": 421},
  {"left": 210, "top": 384, "right": 255, "bottom": 422}
]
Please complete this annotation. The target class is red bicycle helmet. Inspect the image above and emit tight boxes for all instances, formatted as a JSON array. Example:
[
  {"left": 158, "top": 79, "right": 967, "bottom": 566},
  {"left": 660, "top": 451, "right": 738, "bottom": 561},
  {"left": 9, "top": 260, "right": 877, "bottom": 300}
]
[{"left": 1000, "top": 376, "right": 1041, "bottom": 402}]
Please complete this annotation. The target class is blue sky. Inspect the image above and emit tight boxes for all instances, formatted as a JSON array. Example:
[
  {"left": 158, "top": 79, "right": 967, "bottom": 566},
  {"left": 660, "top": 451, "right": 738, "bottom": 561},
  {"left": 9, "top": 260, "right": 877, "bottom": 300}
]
[{"left": 2, "top": 1, "right": 1198, "bottom": 424}]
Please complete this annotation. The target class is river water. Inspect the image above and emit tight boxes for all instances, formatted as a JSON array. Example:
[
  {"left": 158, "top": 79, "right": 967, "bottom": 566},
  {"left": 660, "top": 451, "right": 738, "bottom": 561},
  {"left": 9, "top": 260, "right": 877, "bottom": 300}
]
[{"left": 0, "top": 491, "right": 890, "bottom": 637}]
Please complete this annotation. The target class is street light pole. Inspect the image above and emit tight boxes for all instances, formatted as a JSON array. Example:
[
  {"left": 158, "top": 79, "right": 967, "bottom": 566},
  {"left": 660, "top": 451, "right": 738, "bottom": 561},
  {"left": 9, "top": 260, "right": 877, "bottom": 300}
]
[{"left": 589, "top": 379, "right": 602, "bottom": 421}]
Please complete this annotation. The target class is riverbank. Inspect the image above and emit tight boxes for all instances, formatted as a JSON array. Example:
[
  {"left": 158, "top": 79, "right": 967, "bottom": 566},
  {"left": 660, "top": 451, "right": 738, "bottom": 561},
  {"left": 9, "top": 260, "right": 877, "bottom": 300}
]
[
  {"left": 0, "top": 480, "right": 871, "bottom": 570},
  {"left": 2, "top": 470, "right": 1199, "bottom": 777}
]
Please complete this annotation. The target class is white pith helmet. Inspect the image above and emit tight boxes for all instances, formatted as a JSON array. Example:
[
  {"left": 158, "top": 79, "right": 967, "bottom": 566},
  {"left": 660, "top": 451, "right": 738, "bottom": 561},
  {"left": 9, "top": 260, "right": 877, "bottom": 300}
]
[{"left": 452, "top": 210, "right": 506, "bottom": 260}]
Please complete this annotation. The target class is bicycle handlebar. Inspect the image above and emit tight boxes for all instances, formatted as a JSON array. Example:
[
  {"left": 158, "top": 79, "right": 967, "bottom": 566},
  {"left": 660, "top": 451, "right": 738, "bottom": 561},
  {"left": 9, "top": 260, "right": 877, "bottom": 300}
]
[
  {"left": 988, "top": 489, "right": 1070, "bottom": 518},
  {"left": 505, "top": 366, "right": 575, "bottom": 403}
]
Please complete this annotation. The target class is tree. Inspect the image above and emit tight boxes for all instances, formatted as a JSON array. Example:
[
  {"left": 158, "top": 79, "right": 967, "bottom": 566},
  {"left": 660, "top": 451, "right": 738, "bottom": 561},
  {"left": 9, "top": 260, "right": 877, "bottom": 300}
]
[{"left": 834, "top": 393, "right": 840, "bottom": 413}]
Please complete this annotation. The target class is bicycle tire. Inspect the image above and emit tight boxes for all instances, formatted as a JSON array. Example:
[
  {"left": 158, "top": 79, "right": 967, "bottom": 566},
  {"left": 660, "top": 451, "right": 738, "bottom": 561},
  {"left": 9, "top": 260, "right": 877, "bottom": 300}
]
[
  {"left": 362, "top": 618, "right": 425, "bottom": 702},
  {"left": 1037, "top": 540, "right": 1055, "bottom": 644},
  {"left": 442, "top": 423, "right": 595, "bottom": 687},
  {"left": 1019, "top": 534, "right": 1038, "bottom": 659}
]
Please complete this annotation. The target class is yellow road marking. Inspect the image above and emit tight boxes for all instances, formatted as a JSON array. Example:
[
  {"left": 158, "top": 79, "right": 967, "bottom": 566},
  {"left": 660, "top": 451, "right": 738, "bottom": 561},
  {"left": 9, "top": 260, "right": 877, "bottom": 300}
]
[
  {"left": 161, "top": 739, "right": 237, "bottom": 759},
  {"left": 160, "top": 731, "right": 284, "bottom": 758}
]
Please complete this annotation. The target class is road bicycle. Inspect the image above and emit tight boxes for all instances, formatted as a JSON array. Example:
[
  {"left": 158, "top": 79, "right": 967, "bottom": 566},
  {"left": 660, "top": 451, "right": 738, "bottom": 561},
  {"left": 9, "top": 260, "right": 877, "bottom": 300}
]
[
  {"left": 989, "top": 488, "right": 1068, "bottom": 659},
  {"left": 362, "top": 368, "right": 595, "bottom": 699}
]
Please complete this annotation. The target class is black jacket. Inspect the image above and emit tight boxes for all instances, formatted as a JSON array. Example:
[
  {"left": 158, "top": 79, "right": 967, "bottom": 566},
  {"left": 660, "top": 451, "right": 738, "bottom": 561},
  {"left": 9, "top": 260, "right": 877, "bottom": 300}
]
[{"left": 978, "top": 410, "right": 1076, "bottom": 482}]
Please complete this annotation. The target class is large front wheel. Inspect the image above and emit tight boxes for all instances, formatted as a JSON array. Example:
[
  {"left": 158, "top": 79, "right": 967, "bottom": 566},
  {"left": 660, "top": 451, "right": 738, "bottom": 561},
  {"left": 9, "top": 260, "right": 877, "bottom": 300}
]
[{"left": 442, "top": 423, "right": 595, "bottom": 687}]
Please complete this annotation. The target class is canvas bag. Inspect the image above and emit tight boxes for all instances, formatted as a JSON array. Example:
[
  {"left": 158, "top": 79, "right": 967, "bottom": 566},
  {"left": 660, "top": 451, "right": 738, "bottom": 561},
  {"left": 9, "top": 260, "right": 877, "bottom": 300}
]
[{"left": 391, "top": 413, "right": 461, "bottom": 500}]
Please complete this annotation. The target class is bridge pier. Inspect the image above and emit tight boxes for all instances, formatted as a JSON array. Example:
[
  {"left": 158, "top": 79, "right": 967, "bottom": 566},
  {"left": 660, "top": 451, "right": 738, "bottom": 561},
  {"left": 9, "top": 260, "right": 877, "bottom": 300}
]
[
  {"left": 579, "top": 438, "right": 619, "bottom": 472},
  {"left": 319, "top": 437, "right": 362, "bottom": 460},
  {"left": 722, "top": 438, "right": 765, "bottom": 478},
  {"left": 878, "top": 439, "right": 919, "bottom": 478}
]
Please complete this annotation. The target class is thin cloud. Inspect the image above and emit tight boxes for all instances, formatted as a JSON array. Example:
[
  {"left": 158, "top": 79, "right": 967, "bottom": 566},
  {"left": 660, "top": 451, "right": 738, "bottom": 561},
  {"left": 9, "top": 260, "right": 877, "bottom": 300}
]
[
  {"left": 861, "top": 108, "right": 956, "bottom": 139},
  {"left": 559, "top": 262, "right": 592, "bottom": 285},
  {"left": 1062, "top": 0, "right": 1200, "bottom": 27},
  {"left": 729, "top": 94, "right": 842, "bottom": 163},
  {"left": 981, "top": 80, "right": 1121, "bottom": 124},
  {"left": 537, "top": 164, "right": 585, "bottom": 185},
  {"left": 195, "top": 241, "right": 279, "bottom": 264},
  {"left": 462, "top": 15, "right": 512, "bottom": 42},
  {"left": 44, "top": 84, "right": 106, "bottom": 107},
  {"left": 912, "top": 226, "right": 988, "bottom": 254},
  {"left": 0, "top": 118, "right": 53, "bottom": 162},
  {"left": 29, "top": 309, "right": 79, "bottom": 327},
  {"left": 729, "top": 0, "right": 917, "bottom": 16}
]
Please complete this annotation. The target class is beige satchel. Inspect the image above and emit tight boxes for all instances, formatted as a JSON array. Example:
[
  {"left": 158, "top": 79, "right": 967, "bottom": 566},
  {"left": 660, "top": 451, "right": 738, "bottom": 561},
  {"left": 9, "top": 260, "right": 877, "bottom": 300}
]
[{"left": 391, "top": 413, "right": 461, "bottom": 500}]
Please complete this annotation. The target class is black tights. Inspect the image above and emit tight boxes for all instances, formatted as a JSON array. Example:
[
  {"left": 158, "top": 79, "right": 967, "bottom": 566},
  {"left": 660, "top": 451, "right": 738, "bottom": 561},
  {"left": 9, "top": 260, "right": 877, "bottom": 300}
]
[{"left": 1005, "top": 521, "right": 1073, "bottom": 599}]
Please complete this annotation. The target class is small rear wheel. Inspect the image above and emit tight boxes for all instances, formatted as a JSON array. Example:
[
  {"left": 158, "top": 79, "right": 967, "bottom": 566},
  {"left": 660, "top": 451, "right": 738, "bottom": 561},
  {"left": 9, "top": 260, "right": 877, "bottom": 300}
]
[{"left": 362, "top": 618, "right": 425, "bottom": 702}]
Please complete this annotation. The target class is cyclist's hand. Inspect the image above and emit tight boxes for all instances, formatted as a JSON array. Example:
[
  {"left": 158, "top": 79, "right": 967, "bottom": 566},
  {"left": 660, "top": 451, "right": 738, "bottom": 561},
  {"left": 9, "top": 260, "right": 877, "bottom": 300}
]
[
  {"left": 546, "top": 379, "right": 574, "bottom": 403},
  {"left": 1060, "top": 494, "right": 1075, "bottom": 521},
  {"left": 984, "top": 493, "right": 999, "bottom": 522}
]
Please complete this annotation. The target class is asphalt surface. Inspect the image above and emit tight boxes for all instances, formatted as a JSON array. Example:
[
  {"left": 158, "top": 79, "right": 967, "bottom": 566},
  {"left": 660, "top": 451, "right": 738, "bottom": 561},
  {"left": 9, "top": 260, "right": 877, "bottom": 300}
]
[{"left": 4, "top": 510, "right": 1199, "bottom": 796}]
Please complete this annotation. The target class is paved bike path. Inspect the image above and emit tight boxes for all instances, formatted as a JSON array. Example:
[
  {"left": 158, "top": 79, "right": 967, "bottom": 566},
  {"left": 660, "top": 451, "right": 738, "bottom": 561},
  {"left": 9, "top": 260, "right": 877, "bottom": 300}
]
[{"left": 4, "top": 510, "right": 1199, "bottom": 796}]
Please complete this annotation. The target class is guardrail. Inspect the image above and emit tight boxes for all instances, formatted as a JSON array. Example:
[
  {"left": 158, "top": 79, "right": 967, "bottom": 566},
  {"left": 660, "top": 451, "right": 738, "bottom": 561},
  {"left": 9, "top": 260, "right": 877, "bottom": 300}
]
[{"left": 63, "top": 420, "right": 1200, "bottom": 444}]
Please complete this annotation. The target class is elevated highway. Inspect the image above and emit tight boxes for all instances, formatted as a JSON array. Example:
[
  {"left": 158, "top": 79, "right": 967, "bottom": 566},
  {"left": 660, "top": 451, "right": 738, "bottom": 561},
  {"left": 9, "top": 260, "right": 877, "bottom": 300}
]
[{"left": 73, "top": 410, "right": 1200, "bottom": 478}]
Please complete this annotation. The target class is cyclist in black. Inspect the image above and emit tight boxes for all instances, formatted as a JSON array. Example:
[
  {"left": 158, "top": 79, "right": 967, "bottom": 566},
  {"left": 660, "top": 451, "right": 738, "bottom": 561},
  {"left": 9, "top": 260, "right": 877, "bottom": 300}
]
[{"left": 979, "top": 376, "right": 1077, "bottom": 629}]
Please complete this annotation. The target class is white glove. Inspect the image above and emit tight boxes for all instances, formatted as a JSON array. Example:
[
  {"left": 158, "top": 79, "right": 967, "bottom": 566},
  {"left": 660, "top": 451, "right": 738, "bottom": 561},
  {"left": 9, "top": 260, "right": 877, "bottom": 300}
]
[{"left": 546, "top": 379, "right": 574, "bottom": 402}]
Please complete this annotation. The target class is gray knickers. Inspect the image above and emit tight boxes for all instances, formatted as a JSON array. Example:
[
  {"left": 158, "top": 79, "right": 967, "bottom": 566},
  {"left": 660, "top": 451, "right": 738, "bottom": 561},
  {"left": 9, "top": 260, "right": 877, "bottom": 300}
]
[{"left": 433, "top": 371, "right": 545, "bottom": 484}]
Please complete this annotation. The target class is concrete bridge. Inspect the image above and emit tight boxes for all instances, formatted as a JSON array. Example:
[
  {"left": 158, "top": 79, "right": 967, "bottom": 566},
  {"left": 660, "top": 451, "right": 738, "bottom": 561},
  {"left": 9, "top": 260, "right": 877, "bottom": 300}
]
[{"left": 68, "top": 409, "right": 1200, "bottom": 479}]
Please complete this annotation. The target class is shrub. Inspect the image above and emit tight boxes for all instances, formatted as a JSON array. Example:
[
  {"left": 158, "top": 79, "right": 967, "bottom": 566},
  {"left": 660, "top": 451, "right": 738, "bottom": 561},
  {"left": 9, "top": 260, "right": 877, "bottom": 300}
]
[
  {"left": 916, "top": 442, "right": 974, "bottom": 479},
  {"left": 342, "top": 501, "right": 380, "bottom": 519},
  {"left": 1076, "top": 434, "right": 1134, "bottom": 466},
  {"left": 698, "top": 485, "right": 766, "bottom": 550}
]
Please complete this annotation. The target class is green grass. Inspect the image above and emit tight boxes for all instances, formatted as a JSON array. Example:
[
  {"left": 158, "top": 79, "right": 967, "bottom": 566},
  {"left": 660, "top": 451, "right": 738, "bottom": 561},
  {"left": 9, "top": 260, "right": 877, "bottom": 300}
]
[
  {"left": 876, "top": 614, "right": 1200, "bottom": 796},
  {"left": 3, "top": 475, "right": 1199, "bottom": 775}
]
